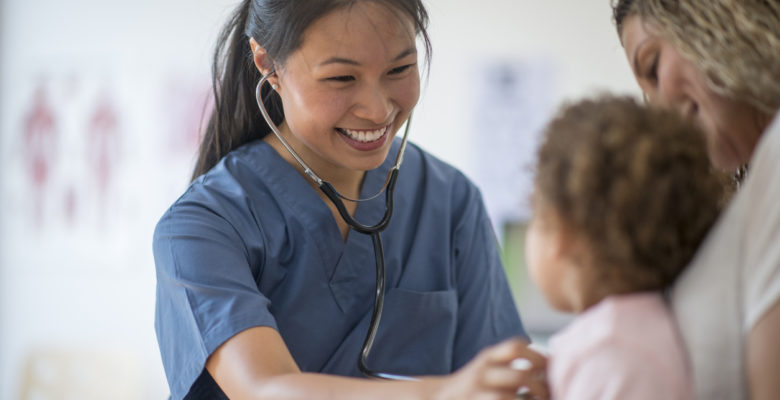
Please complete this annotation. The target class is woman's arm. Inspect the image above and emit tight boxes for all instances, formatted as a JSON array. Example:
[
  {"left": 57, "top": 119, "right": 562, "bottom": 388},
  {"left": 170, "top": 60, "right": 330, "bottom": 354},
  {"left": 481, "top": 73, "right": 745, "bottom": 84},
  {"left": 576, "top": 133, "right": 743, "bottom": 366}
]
[
  {"left": 206, "top": 326, "right": 548, "bottom": 400},
  {"left": 747, "top": 300, "right": 780, "bottom": 400}
]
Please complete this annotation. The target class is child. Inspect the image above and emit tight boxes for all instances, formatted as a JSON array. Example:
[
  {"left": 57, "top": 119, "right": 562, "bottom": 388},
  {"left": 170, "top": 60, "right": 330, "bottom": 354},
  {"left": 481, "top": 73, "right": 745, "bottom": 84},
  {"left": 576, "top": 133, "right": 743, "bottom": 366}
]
[{"left": 526, "top": 96, "right": 725, "bottom": 399}]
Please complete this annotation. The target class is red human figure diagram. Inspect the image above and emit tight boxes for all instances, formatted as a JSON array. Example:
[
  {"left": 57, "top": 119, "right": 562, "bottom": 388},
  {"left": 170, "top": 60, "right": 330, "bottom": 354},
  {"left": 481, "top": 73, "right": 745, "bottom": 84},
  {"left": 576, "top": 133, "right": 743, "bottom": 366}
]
[
  {"left": 86, "top": 95, "right": 121, "bottom": 225},
  {"left": 22, "top": 86, "right": 58, "bottom": 228}
]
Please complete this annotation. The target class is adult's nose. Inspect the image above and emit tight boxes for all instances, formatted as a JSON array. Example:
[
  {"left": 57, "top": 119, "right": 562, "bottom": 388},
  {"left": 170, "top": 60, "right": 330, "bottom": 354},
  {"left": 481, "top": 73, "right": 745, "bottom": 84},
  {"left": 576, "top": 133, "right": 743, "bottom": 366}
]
[{"left": 353, "top": 83, "right": 393, "bottom": 124}]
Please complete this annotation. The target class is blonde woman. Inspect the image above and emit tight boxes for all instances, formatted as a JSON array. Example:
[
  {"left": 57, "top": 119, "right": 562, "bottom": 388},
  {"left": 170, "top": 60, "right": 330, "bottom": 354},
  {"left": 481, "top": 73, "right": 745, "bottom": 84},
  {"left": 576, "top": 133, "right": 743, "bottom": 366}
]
[{"left": 612, "top": 1, "right": 780, "bottom": 399}]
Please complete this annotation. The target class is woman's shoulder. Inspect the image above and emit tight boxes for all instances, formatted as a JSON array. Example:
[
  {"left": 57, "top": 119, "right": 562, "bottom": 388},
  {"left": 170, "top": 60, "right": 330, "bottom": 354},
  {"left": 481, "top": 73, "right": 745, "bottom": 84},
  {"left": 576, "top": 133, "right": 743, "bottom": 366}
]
[
  {"left": 156, "top": 140, "right": 273, "bottom": 232},
  {"left": 394, "top": 141, "right": 487, "bottom": 223},
  {"left": 180, "top": 141, "right": 272, "bottom": 199}
]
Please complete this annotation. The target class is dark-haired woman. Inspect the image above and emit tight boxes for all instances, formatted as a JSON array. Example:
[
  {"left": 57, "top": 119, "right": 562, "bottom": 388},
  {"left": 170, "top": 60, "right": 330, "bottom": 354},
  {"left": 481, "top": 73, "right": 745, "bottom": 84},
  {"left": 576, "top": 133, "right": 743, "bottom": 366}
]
[{"left": 153, "top": 1, "right": 546, "bottom": 399}]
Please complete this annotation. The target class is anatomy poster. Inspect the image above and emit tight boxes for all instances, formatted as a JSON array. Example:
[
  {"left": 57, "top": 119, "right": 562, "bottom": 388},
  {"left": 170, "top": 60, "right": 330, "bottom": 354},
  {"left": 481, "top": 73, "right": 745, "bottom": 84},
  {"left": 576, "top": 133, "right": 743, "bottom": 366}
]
[
  {"left": 2, "top": 71, "right": 210, "bottom": 272},
  {"left": 469, "top": 59, "right": 558, "bottom": 235},
  {"left": 467, "top": 59, "right": 572, "bottom": 335},
  {"left": 12, "top": 77, "right": 124, "bottom": 233}
]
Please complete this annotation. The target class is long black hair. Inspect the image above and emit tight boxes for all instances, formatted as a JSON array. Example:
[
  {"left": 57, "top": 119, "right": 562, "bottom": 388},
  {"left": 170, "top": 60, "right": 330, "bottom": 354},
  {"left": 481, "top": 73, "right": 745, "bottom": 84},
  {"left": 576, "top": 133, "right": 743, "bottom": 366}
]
[{"left": 191, "top": 0, "right": 432, "bottom": 181}]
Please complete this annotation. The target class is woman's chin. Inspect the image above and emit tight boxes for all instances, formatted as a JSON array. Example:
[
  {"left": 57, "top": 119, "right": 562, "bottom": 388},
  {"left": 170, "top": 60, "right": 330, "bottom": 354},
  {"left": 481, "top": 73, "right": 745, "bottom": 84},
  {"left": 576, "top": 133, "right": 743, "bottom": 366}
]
[{"left": 711, "top": 152, "right": 745, "bottom": 173}]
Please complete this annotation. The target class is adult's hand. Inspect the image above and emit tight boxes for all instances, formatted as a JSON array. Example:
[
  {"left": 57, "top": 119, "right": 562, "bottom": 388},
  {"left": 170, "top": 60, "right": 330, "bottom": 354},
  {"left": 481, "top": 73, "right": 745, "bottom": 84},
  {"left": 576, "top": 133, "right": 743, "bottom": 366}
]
[{"left": 432, "top": 337, "right": 549, "bottom": 400}]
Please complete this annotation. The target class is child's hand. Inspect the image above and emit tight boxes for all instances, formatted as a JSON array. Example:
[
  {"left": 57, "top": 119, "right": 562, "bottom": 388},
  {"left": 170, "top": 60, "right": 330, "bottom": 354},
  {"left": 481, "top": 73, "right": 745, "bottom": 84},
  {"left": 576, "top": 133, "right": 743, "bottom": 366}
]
[{"left": 433, "top": 338, "right": 549, "bottom": 400}]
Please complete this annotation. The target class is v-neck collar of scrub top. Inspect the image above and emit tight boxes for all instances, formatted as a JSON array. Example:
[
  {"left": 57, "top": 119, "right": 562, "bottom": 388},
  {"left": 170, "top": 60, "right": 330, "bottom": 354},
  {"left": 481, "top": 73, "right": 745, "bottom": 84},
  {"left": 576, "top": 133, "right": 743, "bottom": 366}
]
[{"left": 249, "top": 139, "right": 397, "bottom": 313}]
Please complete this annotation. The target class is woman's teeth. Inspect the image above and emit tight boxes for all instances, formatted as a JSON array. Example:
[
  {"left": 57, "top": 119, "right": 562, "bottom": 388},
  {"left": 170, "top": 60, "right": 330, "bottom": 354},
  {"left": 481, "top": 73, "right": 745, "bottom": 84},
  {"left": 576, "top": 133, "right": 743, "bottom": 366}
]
[{"left": 340, "top": 127, "right": 386, "bottom": 143}]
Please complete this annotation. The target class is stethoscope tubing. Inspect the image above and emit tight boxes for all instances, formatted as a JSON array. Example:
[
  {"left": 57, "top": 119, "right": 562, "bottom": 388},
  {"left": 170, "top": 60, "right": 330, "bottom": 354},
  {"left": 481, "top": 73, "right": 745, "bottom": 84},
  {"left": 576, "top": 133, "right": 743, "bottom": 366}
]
[{"left": 254, "top": 71, "right": 416, "bottom": 381}]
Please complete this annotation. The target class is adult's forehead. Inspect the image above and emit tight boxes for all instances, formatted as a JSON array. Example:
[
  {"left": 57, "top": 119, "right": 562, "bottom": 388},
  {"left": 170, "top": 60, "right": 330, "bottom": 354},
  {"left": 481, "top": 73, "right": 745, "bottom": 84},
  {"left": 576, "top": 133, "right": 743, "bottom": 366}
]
[
  {"left": 620, "top": 15, "right": 665, "bottom": 58},
  {"left": 300, "top": 2, "right": 415, "bottom": 42},
  {"left": 293, "top": 3, "right": 417, "bottom": 63}
]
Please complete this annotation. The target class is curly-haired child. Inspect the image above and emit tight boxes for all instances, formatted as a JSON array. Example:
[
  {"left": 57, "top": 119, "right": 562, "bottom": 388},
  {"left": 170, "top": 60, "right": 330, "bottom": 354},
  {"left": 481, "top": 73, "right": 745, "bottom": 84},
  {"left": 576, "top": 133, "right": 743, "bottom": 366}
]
[{"left": 526, "top": 95, "right": 726, "bottom": 399}]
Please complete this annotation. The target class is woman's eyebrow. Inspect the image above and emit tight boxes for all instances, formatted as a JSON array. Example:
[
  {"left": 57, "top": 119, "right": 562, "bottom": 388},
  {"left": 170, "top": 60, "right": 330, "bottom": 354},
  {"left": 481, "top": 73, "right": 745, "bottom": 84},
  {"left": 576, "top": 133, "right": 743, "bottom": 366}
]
[
  {"left": 393, "top": 47, "right": 417, "bottom": 61},
  {"left": 317, "top": 47, "right": 417, "bottom": 67}
]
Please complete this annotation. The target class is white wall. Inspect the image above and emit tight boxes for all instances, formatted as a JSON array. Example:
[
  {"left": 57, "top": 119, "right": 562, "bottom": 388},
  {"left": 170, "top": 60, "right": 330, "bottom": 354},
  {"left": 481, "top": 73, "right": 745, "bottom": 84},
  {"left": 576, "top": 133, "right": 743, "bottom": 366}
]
[
  {"left": 0, "top": 0, "right": 639, "bottom": 398},
  {"left": 414, "top": 0, "right": 639, "bottom": 167}
]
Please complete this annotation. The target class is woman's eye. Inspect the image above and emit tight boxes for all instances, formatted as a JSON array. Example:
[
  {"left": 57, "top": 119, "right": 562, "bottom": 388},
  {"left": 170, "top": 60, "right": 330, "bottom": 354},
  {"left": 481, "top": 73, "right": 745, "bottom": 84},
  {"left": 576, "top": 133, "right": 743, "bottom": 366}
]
[
  {"left": 327, "top": 75, "right": 355, "bottom": 82},
  {"left": 389, "top": 63, "right": 415, "bottom": 75},
  {"left": 645, "top": 54, "right": 659, "bottom": 83}
]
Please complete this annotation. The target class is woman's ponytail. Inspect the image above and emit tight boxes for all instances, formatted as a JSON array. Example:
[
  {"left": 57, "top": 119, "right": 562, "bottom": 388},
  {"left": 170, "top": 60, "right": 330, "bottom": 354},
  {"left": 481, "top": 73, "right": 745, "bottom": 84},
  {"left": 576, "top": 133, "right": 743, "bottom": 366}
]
[{"left": 191, "top": 0, "right": 283, "bottom": 181}]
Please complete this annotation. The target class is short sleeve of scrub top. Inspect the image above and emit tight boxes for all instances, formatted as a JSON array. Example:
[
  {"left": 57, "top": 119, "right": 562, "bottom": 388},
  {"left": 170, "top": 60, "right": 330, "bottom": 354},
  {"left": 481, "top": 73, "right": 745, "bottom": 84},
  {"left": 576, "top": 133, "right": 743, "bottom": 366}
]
[{"left": 153, "top": 138, "right": 527, "bottom": 399}]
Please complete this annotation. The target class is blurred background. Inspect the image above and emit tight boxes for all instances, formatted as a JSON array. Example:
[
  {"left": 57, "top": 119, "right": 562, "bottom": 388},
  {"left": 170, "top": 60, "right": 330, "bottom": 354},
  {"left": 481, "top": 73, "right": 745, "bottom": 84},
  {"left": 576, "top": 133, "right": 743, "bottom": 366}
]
[{"left": 0, "top": 0, "right": 639, "bottom": 398}]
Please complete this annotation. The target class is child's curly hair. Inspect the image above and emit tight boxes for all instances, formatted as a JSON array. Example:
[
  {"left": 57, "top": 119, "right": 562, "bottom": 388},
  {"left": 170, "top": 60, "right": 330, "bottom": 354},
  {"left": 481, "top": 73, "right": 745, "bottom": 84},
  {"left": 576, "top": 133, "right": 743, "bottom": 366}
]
[{"left": 534, "top": 95, "right": 725, "bottom": 291}]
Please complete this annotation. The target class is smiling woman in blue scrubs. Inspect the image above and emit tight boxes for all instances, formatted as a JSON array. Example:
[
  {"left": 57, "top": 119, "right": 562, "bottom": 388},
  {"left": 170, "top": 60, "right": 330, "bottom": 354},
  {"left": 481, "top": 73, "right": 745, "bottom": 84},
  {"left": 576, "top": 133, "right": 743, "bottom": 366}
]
[{"left": 153, "top": 1, "right": 546, "bottom": 399}]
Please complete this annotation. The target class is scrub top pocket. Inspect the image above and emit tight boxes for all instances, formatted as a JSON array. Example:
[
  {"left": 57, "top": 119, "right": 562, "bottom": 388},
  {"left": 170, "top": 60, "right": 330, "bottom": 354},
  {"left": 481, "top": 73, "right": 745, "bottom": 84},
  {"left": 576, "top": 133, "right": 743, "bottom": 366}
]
[{"left": 365, "top": 287, "right": 458, "bottom": 375}]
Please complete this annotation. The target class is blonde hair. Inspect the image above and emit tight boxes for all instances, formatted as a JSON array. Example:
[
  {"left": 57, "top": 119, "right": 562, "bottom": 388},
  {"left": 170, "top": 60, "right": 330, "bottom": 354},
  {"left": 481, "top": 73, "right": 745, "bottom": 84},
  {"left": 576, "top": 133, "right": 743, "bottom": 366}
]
[{"left": 613, "top": 0, "right": 780, "bottom": 114}]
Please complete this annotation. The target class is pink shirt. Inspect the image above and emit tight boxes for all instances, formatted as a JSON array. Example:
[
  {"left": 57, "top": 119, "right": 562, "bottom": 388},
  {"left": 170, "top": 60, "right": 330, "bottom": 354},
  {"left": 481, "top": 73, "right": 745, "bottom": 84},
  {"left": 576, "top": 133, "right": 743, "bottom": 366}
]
[{"left": 548, "top": 293, "right": 693, "bottom": 400}]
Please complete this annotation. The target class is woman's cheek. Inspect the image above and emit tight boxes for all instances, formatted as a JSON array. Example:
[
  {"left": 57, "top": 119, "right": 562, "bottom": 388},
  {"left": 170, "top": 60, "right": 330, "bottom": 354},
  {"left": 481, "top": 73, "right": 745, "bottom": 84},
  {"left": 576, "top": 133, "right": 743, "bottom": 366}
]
[
  {"left": 395, "top": 75, "right": 421, "bottom": 110},
  {"left": 695, "top": 113, "right": 726, "bottom": 166}
]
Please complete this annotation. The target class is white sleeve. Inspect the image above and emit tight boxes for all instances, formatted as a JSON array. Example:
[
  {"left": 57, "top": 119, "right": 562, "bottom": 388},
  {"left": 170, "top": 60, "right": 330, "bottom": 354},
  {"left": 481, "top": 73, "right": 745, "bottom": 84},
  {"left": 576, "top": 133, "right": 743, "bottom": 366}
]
[{"left": 742, "top": 113, "right": 780, "bottom": 330}]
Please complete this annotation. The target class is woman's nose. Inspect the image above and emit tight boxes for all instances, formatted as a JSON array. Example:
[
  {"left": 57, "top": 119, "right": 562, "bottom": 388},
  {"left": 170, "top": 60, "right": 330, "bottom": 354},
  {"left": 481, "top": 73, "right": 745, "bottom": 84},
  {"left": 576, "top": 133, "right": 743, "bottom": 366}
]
[
  {"left": 654, "top": 65, "right": 693, "bottom": 115},
  {"left": 354, "top": 84, "right": 393, "bottom": 124},
  {"left": 652, "top": 84, "right": 698, "bottom": 121}
]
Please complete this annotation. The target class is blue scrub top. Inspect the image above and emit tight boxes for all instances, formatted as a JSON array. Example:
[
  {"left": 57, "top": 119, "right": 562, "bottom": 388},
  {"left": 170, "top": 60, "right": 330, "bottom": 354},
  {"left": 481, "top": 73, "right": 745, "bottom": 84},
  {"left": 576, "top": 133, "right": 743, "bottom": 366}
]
[{"left": 154, "top": 138, "right": 526, "bottom": 399}]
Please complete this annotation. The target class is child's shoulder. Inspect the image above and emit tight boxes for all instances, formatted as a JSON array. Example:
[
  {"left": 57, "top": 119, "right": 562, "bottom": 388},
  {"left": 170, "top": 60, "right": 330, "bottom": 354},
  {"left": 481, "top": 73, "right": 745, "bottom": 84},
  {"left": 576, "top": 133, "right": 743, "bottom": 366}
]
[
  {"left": 551, "top": 293, "right": 672, "bottom": 357},
  {"left": 549, "top": 293, "right": 693, "bottom": 399}
]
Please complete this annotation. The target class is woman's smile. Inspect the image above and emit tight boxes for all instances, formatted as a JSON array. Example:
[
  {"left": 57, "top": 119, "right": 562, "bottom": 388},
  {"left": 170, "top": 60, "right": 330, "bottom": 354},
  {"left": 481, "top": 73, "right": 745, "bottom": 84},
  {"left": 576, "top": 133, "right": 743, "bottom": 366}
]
[{"left": 335, "top": 124, "right": 392, "bottom": 151}]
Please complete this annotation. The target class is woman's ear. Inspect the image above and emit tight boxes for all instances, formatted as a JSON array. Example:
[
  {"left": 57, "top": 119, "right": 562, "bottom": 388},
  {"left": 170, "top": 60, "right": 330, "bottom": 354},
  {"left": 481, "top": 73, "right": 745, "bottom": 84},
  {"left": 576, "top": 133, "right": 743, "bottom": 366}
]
[{"left": 248, "top": 37, "right": 274, "bottom": 77}]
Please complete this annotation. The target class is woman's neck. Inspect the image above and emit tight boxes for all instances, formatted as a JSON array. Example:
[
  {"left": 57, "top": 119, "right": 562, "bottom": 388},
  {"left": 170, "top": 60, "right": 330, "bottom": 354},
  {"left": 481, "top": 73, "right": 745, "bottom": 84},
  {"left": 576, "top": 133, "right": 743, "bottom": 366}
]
[
  {"left": 263, "top": 122, "right": 364, "bottom": 240},
  {"left": 263, "top": 121, "right": 365, "bottom": 199}
]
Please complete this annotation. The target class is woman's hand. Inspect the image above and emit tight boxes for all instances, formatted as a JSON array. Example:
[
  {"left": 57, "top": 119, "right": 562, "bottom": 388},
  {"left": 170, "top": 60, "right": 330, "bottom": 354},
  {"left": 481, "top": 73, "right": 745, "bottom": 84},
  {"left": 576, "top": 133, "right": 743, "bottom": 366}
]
[
  {"left": 209, "top": 327, "right": 548, "bottom": 400},
  {"left": 431, "top": 338, "right": 549, "bottom": 400}
]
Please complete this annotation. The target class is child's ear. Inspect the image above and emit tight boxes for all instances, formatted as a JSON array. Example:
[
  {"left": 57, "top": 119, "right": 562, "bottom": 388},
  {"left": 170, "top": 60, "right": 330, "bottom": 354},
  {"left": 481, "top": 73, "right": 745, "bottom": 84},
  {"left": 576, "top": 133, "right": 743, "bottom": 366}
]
[
  {"left": 555, "top": 224, "right": 591, "bottom": 270},
  {"left": 544, "top": 213, "right": 572, "bottom": 262}
]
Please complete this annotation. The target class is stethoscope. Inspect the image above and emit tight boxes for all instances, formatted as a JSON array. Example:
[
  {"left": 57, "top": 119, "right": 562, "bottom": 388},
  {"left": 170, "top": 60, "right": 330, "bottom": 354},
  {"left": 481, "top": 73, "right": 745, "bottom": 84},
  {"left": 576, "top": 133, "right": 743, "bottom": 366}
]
[{"left": 255, "top": 71, "right": 416, "bottom": 381}]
